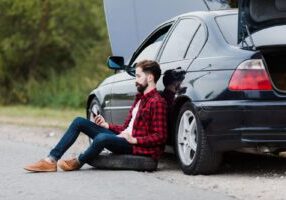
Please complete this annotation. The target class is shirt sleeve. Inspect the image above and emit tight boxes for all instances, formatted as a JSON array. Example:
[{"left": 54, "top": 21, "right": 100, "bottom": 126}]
[
  {"left": 108, "top": 98, "right": 138, "bottom": 133},
  {"left": 109, "top": 114, "right": 132, "bottom": 134},
  {"left": 136, "top": 99, "right": 167, "bottom": 147},
  {"left": 108, "top": 124, "right": 124, "bottom": 134}
]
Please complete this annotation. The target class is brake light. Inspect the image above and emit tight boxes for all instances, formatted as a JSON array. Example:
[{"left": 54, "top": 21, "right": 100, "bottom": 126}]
[{"left": 228, "top": 59, "right": 272, "bottom": 91}]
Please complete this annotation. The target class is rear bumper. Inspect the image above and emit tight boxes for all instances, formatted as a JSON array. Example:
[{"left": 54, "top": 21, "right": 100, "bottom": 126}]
[{"left": 194, "top": 100, "right": 286, "bottom": 151}]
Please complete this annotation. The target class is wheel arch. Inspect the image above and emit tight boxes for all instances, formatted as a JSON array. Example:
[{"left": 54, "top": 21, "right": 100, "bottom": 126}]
[{"left": 86, "top": 94, "right": 97, "bottom": 118}]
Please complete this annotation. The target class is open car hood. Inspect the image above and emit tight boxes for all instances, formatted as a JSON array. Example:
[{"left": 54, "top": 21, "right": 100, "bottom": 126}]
[{"left": 238, "top": 0, "right": 286, "bottom": 44}]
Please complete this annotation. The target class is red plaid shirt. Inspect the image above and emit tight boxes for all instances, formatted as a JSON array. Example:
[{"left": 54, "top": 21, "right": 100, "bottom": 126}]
[{"left": 109, "top": 88, "right": 167, "bottom": 160}]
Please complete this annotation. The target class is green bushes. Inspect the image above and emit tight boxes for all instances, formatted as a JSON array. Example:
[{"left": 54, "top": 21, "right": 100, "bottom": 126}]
[
  {"left": 0, "top": 0, "right": 111, "bottom": 107},
  {"left": 25, "top": 61, "right": 110, "bottom": 108}
]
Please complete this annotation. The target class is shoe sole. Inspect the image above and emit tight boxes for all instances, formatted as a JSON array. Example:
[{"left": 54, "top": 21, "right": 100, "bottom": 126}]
[{"left": 24, "top": 167, "right": 57, "bottom": 172}]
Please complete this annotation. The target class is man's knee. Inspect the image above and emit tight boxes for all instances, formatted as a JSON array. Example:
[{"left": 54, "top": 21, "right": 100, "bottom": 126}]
[
  {"left": 69, "top": 117, "right": 89, "bottom": 132},
  {"left": 72, "top": 116, "right": 87, "bottom": 126},
  {"left": 92, "top": 134, "right": 111, "bottom": 146}
]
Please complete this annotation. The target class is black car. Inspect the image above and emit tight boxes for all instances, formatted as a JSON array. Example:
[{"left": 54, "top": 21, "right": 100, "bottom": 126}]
[{"left": 86, "top": 0, "right": 286, "bottom": 174}]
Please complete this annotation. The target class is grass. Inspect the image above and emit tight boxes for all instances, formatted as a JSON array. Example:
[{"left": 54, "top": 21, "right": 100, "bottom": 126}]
[{"left": 0, "top": 105, "right": 85, "bottom": 129}]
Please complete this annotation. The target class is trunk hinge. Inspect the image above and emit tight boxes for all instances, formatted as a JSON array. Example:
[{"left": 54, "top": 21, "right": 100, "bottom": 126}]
[
  {"left": 245, "top": 25, "right": 256, "bottom": 51},
  {"left": 241, "top": 12, "right": 257, "bottom": 51}
]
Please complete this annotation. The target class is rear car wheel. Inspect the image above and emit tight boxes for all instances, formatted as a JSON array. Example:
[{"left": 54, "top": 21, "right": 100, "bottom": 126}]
[{"left": 175, "top": 102, "right": 222, "bottom": 175}]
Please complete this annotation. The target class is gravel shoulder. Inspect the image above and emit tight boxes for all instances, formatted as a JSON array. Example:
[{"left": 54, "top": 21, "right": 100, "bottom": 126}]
[{"left": 1, "top": 123, "right": 286, "bottom": 200}]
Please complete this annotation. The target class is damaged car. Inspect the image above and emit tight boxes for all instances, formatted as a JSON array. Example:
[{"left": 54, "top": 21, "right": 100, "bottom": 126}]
[{"left": 87, "top": 0, "right": 286, "bottom": 174}]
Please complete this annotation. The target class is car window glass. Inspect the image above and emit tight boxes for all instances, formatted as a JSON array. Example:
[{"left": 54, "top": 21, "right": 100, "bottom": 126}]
[
  {"left": 160, "top": 19, "right": 200, "bottom": 63},
  {"left": 185, "top": 25, "right": 206, "bottom": 59},
  {"left": 215, "top": 14, "right": 238, "bottom": 45},
  {"left": 205, "top": 0, "right": 233, "bottom": 10},
  {"left": 132, "top": 26, "right": 170, "bottom": 65}
]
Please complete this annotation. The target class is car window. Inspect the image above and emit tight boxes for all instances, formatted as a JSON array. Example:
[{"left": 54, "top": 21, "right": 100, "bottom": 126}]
[
  {"left": 131, "top": 25, "right": 171, "bottom": 65},
  {"left": 215, "top": 14, "right": 238, "bottom": 46},
  {"left": 160, "top": 18, "right": 200, "bottom": 63},
  {"left": 185, "top": 25, "right": 206, "bottom": 59},
  {"left": 205, "top": 0, "right": 234, "bottom": 10}
]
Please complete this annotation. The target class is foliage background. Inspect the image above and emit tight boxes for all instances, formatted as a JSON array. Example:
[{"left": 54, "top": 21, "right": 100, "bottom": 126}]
[
  {"left": 0, "top": 0, "right": 237, "bottom": 109},
  {"left": 0, "top": 0, "right": 111, "bottom": 108}
]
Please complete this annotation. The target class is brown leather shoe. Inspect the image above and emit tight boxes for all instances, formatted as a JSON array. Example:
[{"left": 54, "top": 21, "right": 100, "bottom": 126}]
[
  {"left": 58, "top": 158, "right": 82, "bottom": 171},
  {"left": 24, "top": 159, "right": 57, "bottom": 172}
]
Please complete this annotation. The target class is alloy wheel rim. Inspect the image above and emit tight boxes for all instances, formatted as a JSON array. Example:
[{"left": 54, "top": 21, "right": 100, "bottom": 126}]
[{"left": 177, "top": 110, "right": 197, "bottom": 166}]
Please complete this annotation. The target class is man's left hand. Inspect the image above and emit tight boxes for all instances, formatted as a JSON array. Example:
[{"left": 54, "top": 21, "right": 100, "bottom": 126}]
[{"left": 117, "top": 131, "right": 137, "bottom": 144}]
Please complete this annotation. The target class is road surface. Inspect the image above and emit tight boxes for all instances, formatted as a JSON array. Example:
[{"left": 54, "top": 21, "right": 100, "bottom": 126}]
[{"left": 1, "top": 139, "right": 235, "bottom": 200}]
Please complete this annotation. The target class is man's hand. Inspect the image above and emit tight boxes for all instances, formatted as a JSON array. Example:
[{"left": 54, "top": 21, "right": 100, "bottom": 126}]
[
  {"left": 117, "top": 131, "right": 137, "bottom": 144},
  {"left": 94, "top": 114, "right": 109, "bottom": 129}
]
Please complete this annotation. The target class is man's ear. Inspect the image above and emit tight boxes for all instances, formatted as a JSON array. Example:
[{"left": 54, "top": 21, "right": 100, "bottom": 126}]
[{"left": 147, "top": 74, "right": 154, "bottom": 83}]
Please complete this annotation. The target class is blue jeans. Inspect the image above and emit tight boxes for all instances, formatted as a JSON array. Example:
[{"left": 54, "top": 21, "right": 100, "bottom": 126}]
[{"left": 49, "top": 117, "right": 132, "bottom": 164}]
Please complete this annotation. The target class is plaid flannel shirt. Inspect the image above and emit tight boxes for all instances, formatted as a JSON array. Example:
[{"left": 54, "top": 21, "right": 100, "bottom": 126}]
[{"left": 109, "top": 88, "right": 167, "bottom": 160}]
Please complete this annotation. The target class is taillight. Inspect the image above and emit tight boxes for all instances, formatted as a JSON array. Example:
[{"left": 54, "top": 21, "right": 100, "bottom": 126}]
[{"left": 228, "top": 59, "right": 273, "bottom": 91}]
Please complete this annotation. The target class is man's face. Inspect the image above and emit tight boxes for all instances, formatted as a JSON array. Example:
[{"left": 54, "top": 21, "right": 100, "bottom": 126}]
[{"left": 135, "top": 67, "right": 148, "bottom": 93}]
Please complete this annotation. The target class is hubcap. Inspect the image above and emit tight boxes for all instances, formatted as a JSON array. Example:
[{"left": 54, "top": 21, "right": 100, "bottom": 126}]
[{"left": 177, "top": 110, "right": 197, "bottom": 166}]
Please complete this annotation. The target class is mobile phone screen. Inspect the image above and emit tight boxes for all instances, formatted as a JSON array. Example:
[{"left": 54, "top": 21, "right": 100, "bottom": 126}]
[{"left": 91, "top": 107, "right": 98, "bottom": 116}]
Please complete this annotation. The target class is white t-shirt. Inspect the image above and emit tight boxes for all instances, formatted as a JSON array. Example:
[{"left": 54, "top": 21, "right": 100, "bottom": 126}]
[{"left": 123, "top": 100, "right": 141, "bottom": 133}]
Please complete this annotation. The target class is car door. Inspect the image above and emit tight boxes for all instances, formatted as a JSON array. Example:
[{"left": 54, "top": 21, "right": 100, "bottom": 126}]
[
  {"left": 158, "top": 17, "right": 206, "bottom": 74},
  {"left": 109, "top": 23, "right": 173, "bottom": 125}
]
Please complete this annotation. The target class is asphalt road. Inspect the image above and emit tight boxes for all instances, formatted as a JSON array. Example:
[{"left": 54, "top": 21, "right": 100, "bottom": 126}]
[{"left": 1, "top": 140, "right": 236, "bottom": 200}]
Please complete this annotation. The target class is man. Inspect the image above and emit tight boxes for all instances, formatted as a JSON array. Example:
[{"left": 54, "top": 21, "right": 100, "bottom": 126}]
[{"left": 24, "top": 60, "right": 167, "bottom": 172}]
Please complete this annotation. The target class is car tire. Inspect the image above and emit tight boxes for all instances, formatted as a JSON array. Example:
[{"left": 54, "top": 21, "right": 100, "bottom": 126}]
[
  {"left": 174, "top": 102, "right": 222, "bottom": 175},
  {"left": 87, "top": 153, "right": 158, "bottom": 172}
]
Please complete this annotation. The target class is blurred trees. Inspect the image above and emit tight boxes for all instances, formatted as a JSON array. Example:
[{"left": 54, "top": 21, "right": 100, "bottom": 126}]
[
  {"left": 0, "top": 0, "right": 111, "bottom": 107},
  {"left": 229, "top": 0, "right": 238, "bottom": 8},
  {"left": 205, "top": 0, "right": 238, "bottom": 8}
]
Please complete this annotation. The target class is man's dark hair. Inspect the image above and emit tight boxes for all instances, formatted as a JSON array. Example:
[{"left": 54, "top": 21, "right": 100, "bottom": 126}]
[{"left": 136, "top": 60, "right": 161, "bottom": 83}]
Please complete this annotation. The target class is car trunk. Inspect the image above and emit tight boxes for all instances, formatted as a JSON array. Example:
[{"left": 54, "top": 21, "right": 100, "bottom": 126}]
[{"left": 260, "top": 46, "right": 286, "bottom": 92}]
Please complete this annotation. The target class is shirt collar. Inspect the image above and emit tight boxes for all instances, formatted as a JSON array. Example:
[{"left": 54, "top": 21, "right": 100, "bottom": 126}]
[{"left": 136, "top": 88, "right": 157, "bottom": 101}]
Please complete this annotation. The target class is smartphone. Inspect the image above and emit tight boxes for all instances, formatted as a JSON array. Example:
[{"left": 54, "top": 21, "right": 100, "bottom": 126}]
[{"left": 91, "top": 107, "right": 99, "bottom": 117}]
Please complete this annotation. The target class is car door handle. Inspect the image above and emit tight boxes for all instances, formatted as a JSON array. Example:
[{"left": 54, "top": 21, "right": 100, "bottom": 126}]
[{"left": 105, "top": 100, "right": 110, "bottom": 105}]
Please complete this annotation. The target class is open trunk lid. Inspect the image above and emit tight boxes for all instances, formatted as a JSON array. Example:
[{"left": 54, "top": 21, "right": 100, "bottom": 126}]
[{"left": 238, "top": 0, "right": 286, "bottom": 44}]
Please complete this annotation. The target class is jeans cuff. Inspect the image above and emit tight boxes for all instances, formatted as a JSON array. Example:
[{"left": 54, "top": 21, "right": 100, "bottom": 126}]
[
  {"left": 78, "top": 154, "right": 85, "bottom": 165},
  {"left": 48, "top": 155, "right": 58, "bottom": 162}
]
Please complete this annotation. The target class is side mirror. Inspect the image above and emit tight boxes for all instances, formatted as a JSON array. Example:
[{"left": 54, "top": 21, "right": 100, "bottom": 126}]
[{"left": 107, "top": 56, "right": 125, "bottom": 70}]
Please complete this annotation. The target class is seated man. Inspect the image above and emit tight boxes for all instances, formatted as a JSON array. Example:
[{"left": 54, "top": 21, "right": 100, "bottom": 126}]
[{"left": 24, "top": 60, "right": 167, "bottom": 172}]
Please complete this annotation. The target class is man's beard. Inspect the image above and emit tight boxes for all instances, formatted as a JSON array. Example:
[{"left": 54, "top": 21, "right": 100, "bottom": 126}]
[{"left": 136, "top": 82, "right": 148, "bottom": 93}]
